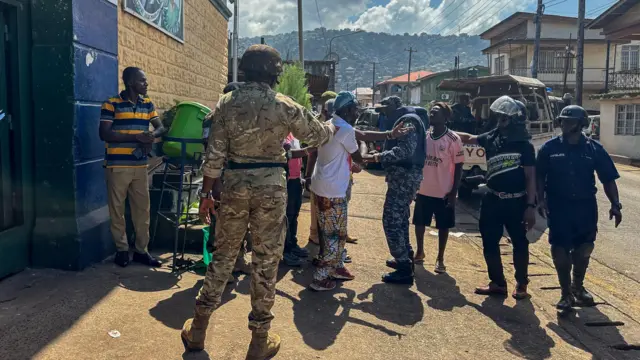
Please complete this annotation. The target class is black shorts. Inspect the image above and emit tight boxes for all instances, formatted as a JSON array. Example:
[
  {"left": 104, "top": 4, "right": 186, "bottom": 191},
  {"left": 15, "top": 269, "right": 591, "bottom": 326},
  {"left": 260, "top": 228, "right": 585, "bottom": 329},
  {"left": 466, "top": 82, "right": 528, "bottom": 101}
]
[{"left": 412, "top": 194, "right": 455, "bottom": 229}]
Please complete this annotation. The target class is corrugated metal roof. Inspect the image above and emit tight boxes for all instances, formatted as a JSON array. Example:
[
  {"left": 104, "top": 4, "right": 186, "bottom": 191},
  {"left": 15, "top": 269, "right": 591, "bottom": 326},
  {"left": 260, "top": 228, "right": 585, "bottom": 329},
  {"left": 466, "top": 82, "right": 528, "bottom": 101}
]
[
  {"left": 437, "top": 75, "right": 546, "bottom": 92},
  {"left": 377, "top": 70, "right": 434, "bottom": 85}
]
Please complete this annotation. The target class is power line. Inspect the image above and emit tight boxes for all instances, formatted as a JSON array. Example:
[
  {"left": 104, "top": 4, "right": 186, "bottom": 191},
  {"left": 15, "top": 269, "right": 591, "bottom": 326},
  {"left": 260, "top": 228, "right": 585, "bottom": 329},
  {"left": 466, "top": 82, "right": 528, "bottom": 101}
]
[
  {"left": 587, "top": 0, "right": 616, "bottom": 16},
  {"left": 314, "top": 0, "right": 328, "bottom": 51},
  {"left": 545, "top": 0, "right": 567, "bottom": 9},
  {"left": 445, "top": 0, "right": 502, "bottom": 36}
]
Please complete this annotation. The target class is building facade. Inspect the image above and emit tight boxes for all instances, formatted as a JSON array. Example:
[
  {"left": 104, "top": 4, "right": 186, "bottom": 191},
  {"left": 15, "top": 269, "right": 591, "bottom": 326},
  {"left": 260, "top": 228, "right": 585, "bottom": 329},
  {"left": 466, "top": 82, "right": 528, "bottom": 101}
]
[
  {"left": 419, "top": 66, "right": 490, "bottom": 105},
  {"left": 588, "top": 0, "right": 640, "bottom": 160},
  {"left": 0, "top": 0, "right": 231, "bottom": 279},
  {"left": 375, "top": 70, "right": 433, "bottom": 105},
  {"left": 480, "top": 12, "right": 625, "bottom": 111}
]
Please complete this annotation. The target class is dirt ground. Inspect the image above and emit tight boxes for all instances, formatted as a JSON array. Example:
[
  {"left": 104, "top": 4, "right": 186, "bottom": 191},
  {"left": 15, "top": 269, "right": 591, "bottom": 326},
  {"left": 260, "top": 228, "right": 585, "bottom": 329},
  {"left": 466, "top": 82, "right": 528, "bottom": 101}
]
[{"left": 0, "top": 171, "right": 634, "bottom": 360}]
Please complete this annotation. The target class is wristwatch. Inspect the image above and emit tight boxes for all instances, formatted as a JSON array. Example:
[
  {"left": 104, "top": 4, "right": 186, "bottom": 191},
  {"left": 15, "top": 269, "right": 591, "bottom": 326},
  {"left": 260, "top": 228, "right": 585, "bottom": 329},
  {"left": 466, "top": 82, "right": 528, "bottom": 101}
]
[
  {"left": 526, "top": 203, "right": 536, "bottom": 209},
  {"left": 199, "top": 190, "right": 211, "bottom": 199},
  {"left": 612, "top": 201, "right": 622, "bottom": 210}
]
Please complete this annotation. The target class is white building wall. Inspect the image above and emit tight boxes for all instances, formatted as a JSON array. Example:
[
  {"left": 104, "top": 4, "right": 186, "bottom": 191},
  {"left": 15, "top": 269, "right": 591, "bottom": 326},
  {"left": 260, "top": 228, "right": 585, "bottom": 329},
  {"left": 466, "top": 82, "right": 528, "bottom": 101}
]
[
  {"left": 539, "top": 22, "right": 605, "bottom": 40},
  {"left": 410, "top": 87, "right": 421, "bottom": 105},
  {"left": 599, "top": 97, "right": 640, "bottom": 159}
]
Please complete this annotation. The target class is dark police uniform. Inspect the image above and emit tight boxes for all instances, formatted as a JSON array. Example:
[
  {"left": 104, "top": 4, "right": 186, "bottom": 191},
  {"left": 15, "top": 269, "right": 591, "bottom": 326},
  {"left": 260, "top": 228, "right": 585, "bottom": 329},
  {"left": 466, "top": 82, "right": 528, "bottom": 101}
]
[
  {"left": 477, "top": 129, "right": 535, "bottom": 287},
  {"left": 537, "top": 134, "right": 619, "bottom": 302},
  {"left": 536, "top": 135, "right": 619, "bottom": 247}
]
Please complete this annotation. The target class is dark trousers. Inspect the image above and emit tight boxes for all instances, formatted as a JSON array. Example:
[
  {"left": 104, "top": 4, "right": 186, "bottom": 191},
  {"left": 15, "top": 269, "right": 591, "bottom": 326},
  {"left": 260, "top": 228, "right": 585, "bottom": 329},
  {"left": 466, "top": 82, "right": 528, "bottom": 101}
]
[
  {"left": 479, "top": 194, "right": 529, "bottom": 287},
  {"left": 284, "top": 178, "right": 303, "bottom": 254},
  {"left": 551, "top": 241, "right": 595, "bottom": 296}
]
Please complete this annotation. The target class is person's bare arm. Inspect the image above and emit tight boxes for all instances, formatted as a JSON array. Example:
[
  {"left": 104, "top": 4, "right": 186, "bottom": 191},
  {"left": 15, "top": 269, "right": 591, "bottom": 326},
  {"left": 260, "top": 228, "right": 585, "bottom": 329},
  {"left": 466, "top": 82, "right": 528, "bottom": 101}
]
[
  {"left": 603, "top": 181, "right": 622, "bottom": 227},
  {"left": 99, "top": 121, "right": 152, "bottom": 144},
  {"left": 354, "top": 121, "right": 413, "bottom": 142},
  {"left": 289, "top": 147, "right": 317, "bottom": 159},
  {"left": 150, "top": 117, "right": 167, "bottom": 138},
  {"left": 456, "top": 132, "right": 479, "bottom": 145}
]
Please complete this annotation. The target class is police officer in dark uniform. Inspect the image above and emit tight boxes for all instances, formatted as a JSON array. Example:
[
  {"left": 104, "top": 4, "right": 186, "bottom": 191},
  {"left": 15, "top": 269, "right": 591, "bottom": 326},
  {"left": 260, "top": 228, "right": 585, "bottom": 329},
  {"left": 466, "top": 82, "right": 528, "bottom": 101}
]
[
  {"left": 366, "top": 106, "right": 427, "bottom": 284},
  {"left": 536, "top": 105, "right": 622, "bottom": 312},
  {"left": 458, "top": 96, "right": 537, "bottom": 300}
]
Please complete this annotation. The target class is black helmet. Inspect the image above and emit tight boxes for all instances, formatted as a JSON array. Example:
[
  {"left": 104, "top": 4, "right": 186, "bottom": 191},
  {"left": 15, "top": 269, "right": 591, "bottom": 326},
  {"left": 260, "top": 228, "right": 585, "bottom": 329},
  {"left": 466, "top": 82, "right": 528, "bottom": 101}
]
[
  {"left": 558, "top": 105, "right": 589, "bottom": 127},
  {"left": 239, "top": 45, "right": 283, "bottom": 76}
]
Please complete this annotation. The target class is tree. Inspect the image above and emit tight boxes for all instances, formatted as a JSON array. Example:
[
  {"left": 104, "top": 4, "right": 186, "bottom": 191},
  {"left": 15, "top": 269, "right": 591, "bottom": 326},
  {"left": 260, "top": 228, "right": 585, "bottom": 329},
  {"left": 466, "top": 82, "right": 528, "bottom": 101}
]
[{"left": 275, "top": 63, "right": 312, "bottom": 110}]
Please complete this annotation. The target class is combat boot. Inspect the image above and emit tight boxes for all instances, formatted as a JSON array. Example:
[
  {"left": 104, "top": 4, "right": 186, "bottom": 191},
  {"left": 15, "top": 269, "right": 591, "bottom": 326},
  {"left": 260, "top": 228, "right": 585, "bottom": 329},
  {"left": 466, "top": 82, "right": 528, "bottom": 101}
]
[
  {"left": 181, "top": 304, "right": 212, "bottom": 352},
  {"left": 572, "top": 243, "right": 595, "bottom": 307},
  {"left": 382, "top": 261, "right": 414, "bottom": 285},
  {"left": 556, "top": 293, "right": 575, "bottom": 313},
  {"left": 245, "top": 331, "right": 281, "bottom": 360},
  {"left": 385, "top": 250, "right": 414, "bottom": 270}
]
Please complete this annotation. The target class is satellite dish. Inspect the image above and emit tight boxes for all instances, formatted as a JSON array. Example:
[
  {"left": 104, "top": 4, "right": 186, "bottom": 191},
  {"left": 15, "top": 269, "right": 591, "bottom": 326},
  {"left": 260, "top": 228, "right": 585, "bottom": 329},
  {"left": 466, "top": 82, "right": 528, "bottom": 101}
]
[{"left": 324, "top": 52, "right": 340, "bottom": 64}]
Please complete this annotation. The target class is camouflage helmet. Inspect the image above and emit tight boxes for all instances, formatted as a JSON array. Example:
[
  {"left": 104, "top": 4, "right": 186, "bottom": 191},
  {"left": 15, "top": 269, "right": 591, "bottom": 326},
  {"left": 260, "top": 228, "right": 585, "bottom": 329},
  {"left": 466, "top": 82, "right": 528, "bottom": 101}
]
[{"left": 239, "top": 45, "right": 283, "bottom": 76}]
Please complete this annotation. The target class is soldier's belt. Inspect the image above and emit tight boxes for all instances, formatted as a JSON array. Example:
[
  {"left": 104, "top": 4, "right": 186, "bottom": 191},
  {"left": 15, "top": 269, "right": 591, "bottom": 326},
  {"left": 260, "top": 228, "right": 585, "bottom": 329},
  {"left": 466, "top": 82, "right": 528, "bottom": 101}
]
[
  {"left": 487, "top": 188, "right": 526, "bottom": 199},
  {"left": 227, "top": 161, "right": 288, "bottom": 170}
]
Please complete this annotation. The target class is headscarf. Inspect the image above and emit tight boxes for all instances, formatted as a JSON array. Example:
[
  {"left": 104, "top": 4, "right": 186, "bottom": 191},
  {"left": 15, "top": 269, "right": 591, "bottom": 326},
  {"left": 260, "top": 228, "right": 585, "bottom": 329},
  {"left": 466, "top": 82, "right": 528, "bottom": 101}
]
[
  {"left": 380, "top": 96, "right": 402, "bottom": 108},
  {"left": 334, "top": 91, "right": 357, "bottom": 112}
]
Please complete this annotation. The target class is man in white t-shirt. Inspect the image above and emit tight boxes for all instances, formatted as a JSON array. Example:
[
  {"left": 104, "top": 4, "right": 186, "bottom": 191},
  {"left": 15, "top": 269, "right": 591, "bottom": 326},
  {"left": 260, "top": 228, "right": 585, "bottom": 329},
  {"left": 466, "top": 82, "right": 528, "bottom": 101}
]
[
  {"left": 413, "top": 102, "right": 464, "bottom": 274},
  {"left": 309, "top": 92, "right": 367, "bottom": 292}
]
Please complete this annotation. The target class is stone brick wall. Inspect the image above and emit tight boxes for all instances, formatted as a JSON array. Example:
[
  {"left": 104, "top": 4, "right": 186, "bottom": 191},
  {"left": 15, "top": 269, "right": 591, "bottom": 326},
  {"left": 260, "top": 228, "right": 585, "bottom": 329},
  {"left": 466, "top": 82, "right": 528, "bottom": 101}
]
[{"left": 118, "top": 0, "right": 229, "bottom": 110}]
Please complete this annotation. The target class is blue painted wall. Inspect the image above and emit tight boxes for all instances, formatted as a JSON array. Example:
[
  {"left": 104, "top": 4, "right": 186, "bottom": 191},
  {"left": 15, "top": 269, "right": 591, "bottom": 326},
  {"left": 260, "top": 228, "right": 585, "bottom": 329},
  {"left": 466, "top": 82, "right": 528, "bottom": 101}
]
[{"left": 32, "top": 0, "right": 118, "bottom": 270}]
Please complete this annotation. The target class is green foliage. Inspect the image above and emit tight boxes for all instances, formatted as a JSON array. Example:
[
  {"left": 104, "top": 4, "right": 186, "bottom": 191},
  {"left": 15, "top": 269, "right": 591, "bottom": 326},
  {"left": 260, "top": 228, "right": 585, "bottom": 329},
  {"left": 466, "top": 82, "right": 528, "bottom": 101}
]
[
  {"left": 275, "top": 63, "right": 312, "bottom": 110},
  {"left": 160, "top": 99, "right": 181, "bottom": 129}
]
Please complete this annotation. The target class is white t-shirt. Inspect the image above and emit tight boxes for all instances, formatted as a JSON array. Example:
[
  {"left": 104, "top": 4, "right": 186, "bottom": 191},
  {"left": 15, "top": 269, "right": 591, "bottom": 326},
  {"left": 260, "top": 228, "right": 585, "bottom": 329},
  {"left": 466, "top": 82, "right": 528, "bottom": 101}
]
[{"left": 310, "top": 116, "right": 359, "bottom": 198}]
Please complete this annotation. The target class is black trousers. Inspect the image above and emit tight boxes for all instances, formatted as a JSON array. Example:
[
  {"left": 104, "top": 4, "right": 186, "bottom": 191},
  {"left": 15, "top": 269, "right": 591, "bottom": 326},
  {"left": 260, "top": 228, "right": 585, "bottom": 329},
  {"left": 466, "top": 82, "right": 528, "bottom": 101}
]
[
  {"left": 479, "top": 194, "right": 529, "bottom": 287},
  {"left": 284, "top": 178, "right": 303, "bottom": 253}
]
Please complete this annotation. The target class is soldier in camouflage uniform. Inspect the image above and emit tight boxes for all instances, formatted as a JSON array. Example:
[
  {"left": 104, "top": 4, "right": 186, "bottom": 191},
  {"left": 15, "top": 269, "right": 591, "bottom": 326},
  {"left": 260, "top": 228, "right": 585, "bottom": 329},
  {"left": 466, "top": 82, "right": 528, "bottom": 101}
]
[
  {"left": 181, "top": 45, "right": 335, "bottom": 359},
  {"left": 368, "top": 106, "right": 427, "bottom": 284}
]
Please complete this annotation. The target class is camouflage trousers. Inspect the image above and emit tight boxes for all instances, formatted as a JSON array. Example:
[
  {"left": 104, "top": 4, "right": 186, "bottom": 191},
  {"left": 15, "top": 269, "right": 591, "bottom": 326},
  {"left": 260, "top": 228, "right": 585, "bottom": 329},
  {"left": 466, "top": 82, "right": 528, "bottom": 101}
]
[
  {"left": 313, "top": 195, "right": 348, "bottom": 281},
  {"left": 383, "top": 168, "right": 423, "bottom": 264},
  {"left": 195, "top": 185, "right": 287, "bottom": 333}
]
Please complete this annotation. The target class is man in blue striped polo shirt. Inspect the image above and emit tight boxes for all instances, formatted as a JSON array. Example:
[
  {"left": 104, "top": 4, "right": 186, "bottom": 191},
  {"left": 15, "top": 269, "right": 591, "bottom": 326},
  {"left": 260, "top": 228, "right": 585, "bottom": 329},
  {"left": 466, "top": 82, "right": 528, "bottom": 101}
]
[{"left": 99, "top": 67, "right": 165, "bottom": 268}]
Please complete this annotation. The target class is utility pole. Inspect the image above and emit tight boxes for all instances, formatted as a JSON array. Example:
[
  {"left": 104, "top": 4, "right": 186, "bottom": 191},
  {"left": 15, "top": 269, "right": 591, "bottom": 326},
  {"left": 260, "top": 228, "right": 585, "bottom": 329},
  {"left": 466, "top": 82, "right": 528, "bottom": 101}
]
[
  {"left": 576, "top": 0, "right": 586, "bottom": 106},
  {"left": 532, "top": 0, "right": 544, "bottom": 79},
  {"left": 405, "top": 47, "right": 417, "bottom": 104},
  {"left": 297, "top": 0, "right": 304, "bottom": 67},
  {"left": 372, "top": 62, "right": 377, "bottom": 91},
  {"left": 231, "top": 0, "right": 239, "bottom": 82},
  {"left": 562, "top": 34, "right": 573, "bottom": 95}
]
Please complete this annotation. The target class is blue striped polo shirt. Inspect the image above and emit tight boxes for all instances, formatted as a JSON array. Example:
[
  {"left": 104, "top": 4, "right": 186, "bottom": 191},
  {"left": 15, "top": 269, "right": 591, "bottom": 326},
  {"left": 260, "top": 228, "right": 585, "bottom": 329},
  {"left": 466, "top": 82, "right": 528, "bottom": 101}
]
[{"left": 100, "top": 91, "right": 159, "bottom": 168}]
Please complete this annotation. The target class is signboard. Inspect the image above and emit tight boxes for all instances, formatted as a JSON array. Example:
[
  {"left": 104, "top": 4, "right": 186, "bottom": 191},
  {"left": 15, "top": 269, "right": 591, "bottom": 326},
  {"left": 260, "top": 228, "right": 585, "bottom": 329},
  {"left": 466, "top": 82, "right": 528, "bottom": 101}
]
[{"left": 123, "top": 0, "right": 184, "bottom": 43}]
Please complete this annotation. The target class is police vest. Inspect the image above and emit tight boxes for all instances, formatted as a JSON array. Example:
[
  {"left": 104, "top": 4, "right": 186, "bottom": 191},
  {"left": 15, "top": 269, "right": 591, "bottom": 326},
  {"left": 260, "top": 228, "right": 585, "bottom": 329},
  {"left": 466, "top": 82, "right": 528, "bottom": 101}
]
[{"left": 383, "top": 113, "right": 427, "bottom": 169}]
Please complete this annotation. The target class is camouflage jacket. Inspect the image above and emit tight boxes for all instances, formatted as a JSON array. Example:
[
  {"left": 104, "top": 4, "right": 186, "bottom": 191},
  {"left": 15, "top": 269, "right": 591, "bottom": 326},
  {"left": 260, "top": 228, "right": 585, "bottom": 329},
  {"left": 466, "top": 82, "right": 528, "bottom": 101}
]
[{"left": 202, "top": 82, "right": 333, "bottom": 189}]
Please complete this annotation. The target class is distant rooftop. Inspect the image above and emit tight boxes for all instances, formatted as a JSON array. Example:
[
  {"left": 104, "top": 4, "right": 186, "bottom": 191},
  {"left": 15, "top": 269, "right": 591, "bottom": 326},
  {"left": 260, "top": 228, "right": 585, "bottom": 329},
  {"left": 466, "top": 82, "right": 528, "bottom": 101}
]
[{"left": 377, "top": 70, "right": 434, "bottom": 86}]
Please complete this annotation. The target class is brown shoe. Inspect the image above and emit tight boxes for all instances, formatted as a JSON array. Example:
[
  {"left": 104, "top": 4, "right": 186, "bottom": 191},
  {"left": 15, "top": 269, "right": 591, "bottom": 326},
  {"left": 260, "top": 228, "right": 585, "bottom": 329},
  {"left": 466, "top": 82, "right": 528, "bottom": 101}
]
[
  {"left": 331, "top": 267, "right": 355, "bottom": 281},
  {"left": 181, "top": 307, "right": 211, "bottom": 352},
  {"left": 309, "top": 279, "right": 337, "bottom": 291},
  {"left": 245, "top": 331, "right": 281, "bottom": 360},
  {"left": 346, "top": 235, "right": 358, "bottom": 244},
  {"left": 512, "top": 283, "right": 530, "bottom": 300},
  {"left": 474, "top": 282, "right": 508, "bottom": 296}
]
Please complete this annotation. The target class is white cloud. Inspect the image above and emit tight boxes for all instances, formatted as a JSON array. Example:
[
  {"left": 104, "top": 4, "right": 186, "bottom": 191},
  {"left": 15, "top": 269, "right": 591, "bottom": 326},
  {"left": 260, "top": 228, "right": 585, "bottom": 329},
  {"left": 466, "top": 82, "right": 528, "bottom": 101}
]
[{"left": 231, "top": 0, "right": 536, "bottom": 38}]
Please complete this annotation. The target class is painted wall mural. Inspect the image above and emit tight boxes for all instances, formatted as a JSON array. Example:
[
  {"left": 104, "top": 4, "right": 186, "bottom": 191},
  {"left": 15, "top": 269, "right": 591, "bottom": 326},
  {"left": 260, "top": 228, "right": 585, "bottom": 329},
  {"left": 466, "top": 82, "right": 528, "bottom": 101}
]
[{"left": 124, "top": 0, "right": 184, "bottom": 42}]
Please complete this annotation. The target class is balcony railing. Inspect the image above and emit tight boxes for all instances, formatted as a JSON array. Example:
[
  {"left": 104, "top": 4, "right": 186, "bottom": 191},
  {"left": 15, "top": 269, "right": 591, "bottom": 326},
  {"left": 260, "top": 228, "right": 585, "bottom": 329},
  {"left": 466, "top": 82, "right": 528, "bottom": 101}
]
[
  {"left": 608, "top": 69, "right": 640, "bottom": 92},
  {"left": 493, "top": 68, "right": 607, "bottom": 85}
]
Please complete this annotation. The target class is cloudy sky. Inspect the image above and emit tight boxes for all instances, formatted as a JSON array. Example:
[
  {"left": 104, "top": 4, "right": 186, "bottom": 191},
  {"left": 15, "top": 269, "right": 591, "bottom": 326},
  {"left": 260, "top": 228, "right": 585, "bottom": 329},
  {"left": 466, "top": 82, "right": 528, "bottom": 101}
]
[{"left": 230, "top": 0, "right": 615, "bottom": 38}]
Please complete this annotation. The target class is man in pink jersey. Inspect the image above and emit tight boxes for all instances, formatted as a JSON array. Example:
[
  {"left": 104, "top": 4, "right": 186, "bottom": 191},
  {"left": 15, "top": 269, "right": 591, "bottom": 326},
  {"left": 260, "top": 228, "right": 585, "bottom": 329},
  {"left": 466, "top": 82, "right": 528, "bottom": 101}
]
[{"left": 413, "top": 102, "right": 464, "bottom": 274}]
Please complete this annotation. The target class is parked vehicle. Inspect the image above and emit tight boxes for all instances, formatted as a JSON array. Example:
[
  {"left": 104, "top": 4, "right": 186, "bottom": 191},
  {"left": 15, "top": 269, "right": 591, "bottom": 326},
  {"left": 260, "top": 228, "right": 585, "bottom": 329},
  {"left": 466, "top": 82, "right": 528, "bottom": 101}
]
[
  {"left": 438, "top": 75, "right": 558, "bottom": 197},
  {"left": 588, "top": 115, "right": 600, "bottom": 140}
]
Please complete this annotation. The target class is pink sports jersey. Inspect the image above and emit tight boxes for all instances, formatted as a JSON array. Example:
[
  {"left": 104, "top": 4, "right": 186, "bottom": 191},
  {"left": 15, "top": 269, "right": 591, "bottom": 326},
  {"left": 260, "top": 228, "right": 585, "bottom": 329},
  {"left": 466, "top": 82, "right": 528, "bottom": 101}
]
[{"left": 418, "top": 129, "right": 465, "bottom": 198}]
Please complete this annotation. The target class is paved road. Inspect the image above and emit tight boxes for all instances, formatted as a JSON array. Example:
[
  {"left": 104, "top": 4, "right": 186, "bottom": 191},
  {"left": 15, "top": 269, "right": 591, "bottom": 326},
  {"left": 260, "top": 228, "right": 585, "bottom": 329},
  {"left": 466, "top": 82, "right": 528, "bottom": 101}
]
[{"left": 590, "top": 164, "right": 640, "bottom": 282}]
